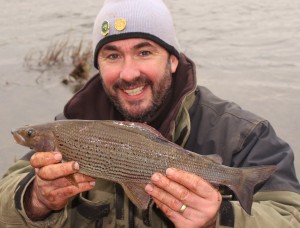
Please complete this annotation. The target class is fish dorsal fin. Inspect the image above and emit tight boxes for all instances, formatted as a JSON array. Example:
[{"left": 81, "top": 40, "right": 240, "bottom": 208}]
[
  {"left": 205, "top": 154, "right": 223, "bottom": 164},
  {"left": 121, "top": 182, "right": 150, "bottom": 210}
]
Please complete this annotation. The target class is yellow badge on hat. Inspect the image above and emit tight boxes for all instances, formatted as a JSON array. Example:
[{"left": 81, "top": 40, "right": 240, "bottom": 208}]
[
  {"left": 101, "top": 20, "right": 109, "bottom": 36},
  {"left": 114, "top": 18, "right": 126, "bottom": 31}
]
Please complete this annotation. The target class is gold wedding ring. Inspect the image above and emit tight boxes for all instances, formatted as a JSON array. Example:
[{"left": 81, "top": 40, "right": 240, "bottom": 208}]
[{"left": 178, "top": 204, "right": 187, "bottom": 213}]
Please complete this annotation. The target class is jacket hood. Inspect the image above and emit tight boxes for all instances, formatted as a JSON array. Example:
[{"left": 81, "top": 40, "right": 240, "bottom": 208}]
[{"left": 63, "top": 53, "right": 197, "bottom": 140}]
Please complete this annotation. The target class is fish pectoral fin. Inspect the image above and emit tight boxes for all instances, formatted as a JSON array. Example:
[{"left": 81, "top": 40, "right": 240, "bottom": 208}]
[
  {"left": 205, "top": 154, "right": 223, "bottom": 164},
  {"left": 121, "top": 182, "right": 150, "bottom": 210},
  {"left": 65, "top": 174, "right": 79, "bottom": 187}
]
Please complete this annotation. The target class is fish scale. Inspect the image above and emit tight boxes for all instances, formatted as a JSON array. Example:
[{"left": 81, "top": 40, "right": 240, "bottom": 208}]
[{"left": 11, "top": 119, "right": 277, "bottom": 214}]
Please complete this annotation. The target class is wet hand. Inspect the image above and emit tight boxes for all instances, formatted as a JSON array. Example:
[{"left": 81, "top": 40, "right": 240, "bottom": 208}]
[
  {"left": 25, "top": 152, "right": 95, "bottom": 220},
  {"left": 145, "top": 168, "right": 221, "bottom": 228}
]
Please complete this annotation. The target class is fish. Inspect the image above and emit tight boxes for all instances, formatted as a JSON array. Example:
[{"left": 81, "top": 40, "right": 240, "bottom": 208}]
[{"left": 11, "top": 120, "right": 276, "bottom": 214}]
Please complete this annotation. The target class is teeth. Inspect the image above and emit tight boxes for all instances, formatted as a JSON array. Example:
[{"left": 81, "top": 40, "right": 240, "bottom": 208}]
[{"left": 124, "top": 86, "right": 144, "bottom": 96}]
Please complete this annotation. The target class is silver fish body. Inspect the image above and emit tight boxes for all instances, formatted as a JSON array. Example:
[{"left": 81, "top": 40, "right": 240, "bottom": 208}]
[{"left": 11, "top": 120, "right": 276, "bottom": 214}]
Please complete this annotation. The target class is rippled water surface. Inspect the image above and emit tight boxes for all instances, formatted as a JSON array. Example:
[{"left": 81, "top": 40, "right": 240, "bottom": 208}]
[{"left": 1, "top": 0, "right": 299, "bottom": 177}]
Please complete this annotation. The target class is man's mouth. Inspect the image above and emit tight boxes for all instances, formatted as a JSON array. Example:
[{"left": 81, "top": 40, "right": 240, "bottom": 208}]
[{"left": 123, "top": 86, "right": 145, "bottom": 96}]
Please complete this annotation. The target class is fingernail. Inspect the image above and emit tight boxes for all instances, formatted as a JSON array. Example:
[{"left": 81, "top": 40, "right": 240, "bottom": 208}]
[
  {"left": 90, "top": 181, "right": 96, "bottom": 187},
  {"left": 145, "top": 184, "right": 154, "bottom": 192},
  {"left": 73, "top": 162, "right": 80, "bottom": 171},
  {"left": 166, "top": 168, "right": 175, "bottom": 176},
  {"left": 30, "top": 154, "right": 36, "bottom": 161},
  {"left": 35, "top": 168, "right": 39, "bottom": 174},
  {"left": 54, "top": 153, "right": 62, "bottom": 161},
  {"left": 151, "top": 173, "right": 160, "bottom": 182}
]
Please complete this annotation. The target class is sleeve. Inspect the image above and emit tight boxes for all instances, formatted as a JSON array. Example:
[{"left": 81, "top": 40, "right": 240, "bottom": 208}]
[
  {"left": 217, "top": 121, "right": 300, "bottom": 227},
  {"left": 231, "top": 191, "right": 300, "bottom": 228},
  {"left": 0, "top": 151, "right": 68, "bottom": 228}
]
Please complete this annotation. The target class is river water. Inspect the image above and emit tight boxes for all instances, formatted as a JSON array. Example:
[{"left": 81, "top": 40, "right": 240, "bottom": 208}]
[{"left": 1, "top": 0, "right": 299, "bottom": 178}]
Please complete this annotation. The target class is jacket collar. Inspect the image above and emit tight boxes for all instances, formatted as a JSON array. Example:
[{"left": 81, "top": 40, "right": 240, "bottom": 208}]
[{"left": 63, "top": 53, "right": 197, "bottom": 140}]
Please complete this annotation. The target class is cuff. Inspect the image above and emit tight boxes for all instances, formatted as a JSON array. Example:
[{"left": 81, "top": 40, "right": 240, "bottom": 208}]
[{"left": 14, "top": 170, "right": 67, "bottom": 227}]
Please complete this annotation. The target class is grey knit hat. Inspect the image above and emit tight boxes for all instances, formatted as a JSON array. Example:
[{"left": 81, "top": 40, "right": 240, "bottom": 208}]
[{"left": 93, "top": 0, "right": 180, "bottom": 68}]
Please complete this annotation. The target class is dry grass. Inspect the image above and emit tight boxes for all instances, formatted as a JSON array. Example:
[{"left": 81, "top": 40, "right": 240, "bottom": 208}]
[
  {"left": 24, "top": 37, "right": 93, "bottom": 92},
  {"left": 24, "top": 38, "right": 70, "bottom": 70}
]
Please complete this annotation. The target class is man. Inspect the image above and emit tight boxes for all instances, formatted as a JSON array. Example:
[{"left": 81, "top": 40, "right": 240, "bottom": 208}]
[{"left": 1, "top": 0, "right": 300, "bottom": 227}]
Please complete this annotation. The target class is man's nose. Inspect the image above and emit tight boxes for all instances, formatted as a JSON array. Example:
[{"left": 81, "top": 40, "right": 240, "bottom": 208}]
[{"left": 119, "top": 58, "right": 140, "bottom": 81}]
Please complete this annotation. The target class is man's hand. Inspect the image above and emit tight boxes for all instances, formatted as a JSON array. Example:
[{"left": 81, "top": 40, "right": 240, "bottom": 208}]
[
  {"left": 25, "top": 152, "right": 95, "bottom": 220},
  {"left": 145, "top": 168, "right": 221, "bottom": 228}
]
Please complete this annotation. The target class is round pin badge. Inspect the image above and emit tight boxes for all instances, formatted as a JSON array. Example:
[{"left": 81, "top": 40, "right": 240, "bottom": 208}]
[
  {"left": 114, "top": 18, "right": 126, "bottom": 31},
  {"left": 101, "top": 20, "right": 109, "bottom": 36}
]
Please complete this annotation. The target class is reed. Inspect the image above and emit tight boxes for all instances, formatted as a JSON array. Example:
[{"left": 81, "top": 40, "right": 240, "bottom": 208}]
[{"left": 24, "top": 37, "right": 93, "bottom": 92}]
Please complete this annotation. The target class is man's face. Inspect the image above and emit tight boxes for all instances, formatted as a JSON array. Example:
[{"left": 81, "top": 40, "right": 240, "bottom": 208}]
[{"left": 98, "top": 38, "right": 179, "bottom": 122}]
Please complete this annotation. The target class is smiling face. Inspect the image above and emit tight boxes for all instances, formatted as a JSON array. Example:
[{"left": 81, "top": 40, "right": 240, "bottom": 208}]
[{"left": 97, "top": 38, "right": 179, "bottom": 122}]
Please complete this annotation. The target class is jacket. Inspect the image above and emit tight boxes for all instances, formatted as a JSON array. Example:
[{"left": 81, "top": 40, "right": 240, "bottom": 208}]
[{"left": 1, "top": 54, "right": 300, "bottom": 228}]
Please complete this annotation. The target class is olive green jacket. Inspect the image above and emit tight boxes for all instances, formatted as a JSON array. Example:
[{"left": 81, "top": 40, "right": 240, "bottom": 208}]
[{"left": 1, "top": 54, "right": 300, "bottom": 227}]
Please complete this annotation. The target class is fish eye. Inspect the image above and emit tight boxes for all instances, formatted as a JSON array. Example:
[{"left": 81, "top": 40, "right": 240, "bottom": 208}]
[{"left": 27, "top": 129, "right": 34, "bottom": 137}]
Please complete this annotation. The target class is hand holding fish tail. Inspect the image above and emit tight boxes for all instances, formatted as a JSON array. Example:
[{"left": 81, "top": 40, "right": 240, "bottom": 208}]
[
  {"left": 24, "top": 151, "right": 95, "bottom": 220},
  {"left": 145, "top": 168, "right": 221, "bottom": 228}
]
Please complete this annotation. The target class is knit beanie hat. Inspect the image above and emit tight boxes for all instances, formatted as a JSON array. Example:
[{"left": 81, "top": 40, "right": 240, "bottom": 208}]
[{"left": 92, "top": 0, "right": 180, "bottom": 68}]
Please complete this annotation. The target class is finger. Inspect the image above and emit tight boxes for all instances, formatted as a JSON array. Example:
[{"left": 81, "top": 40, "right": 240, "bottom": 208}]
[
  {"left": 46, "top": 173, "right": 95, "bottom": 189},
  {"left": 148, "top": 177, "right": 220, "bottom": 227},
  {"left": 35, "top": 171, "right": 95, "bottom": 192},
  {"left": 72, "top": 173, "right": 95, "bottom": 183},
  {"left": 145, "top": 175, "right": 183, "bottom": 212},
  {"left": 147, "top": 171, "right": 221, "bottom": 215},
  {"left": 145, "top": 173, "right": 202, "bottom": 214},
  {"left": 152, "top": 197, "right": 188, "bottom": 225},
  {"left": 30, "top": 152, "right": 62, "bottom": 168},
  {"left": 36, "top": 161, "right": 80, "bottom": 181},
  {"left": 152, "top": 197, "right": 208, "bottom": 228},
  {"left": 150, "top": 172, "right": 191, "bottom": 202},
  {"left": 166, "top": 168, "right": 218, "bottom": 200},
  {"left": 38, "top": 181, "right": 96, "bottom": 211}
]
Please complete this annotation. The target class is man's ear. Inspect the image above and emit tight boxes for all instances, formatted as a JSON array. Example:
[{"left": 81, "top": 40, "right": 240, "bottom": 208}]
[{"left": 170, "top": 55, "right": 179, "bottom": 73}]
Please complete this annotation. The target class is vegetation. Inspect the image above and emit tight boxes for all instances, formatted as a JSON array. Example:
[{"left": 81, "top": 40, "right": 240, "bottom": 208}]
[{"left": 24, "top": 37, "right": 93, "bottom": 93}]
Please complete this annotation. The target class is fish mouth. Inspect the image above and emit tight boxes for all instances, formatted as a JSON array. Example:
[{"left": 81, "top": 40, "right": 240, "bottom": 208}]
[{"left": 11, "top": 129, "right": 26, "bottom": 146}]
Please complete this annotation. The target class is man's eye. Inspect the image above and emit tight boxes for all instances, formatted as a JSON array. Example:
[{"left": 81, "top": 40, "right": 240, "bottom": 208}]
[
  {"left": 107, "top": 54, "right": 119, "bottom": 60},
  {"left": 140, "top": 51, "right": 151, "bottom": 56}
]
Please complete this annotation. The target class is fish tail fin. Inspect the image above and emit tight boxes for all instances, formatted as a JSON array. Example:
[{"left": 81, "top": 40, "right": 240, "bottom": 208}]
[{"left": 229, "top": 165, "right": 276, "bottom": 215}]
